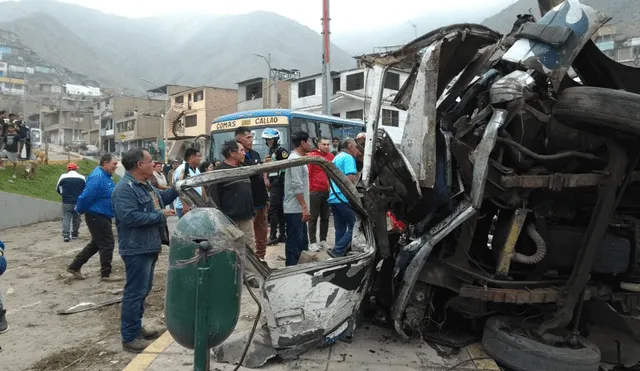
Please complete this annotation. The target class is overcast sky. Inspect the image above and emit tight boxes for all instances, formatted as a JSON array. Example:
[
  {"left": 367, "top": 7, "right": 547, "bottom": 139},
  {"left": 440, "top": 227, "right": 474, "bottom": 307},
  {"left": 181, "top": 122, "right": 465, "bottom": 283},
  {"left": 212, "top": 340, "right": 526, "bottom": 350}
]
[{"left": 52, "top": 0, "right": 518, "bottom": 32}]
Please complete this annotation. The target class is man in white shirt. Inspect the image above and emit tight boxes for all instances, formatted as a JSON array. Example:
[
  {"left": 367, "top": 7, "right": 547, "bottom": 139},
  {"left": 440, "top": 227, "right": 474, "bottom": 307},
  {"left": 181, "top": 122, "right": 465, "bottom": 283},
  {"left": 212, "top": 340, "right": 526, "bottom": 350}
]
[
  {"left": 283, "top": 131, "right": 312, "bottom": 266},
  {"left": 173, "top": 147, "right": 202, "bottom": 218}
]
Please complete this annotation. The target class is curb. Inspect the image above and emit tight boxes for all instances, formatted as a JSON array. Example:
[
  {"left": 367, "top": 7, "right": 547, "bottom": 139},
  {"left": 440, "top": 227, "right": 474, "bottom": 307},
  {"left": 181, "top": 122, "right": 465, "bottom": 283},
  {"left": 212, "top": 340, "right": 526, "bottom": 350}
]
[{"left": 122, "top": 331, "right": 174, "bottom": 371}]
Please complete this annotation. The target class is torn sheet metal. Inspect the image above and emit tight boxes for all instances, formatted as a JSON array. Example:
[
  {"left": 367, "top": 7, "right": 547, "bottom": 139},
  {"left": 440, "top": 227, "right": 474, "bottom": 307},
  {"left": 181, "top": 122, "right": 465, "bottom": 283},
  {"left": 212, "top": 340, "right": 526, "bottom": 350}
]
[
  {"left": 399, "top": 42, "right": 441, "bottom": 188},
  {"left": 261, "top": 256, "right": 374, "bottom": 356}
]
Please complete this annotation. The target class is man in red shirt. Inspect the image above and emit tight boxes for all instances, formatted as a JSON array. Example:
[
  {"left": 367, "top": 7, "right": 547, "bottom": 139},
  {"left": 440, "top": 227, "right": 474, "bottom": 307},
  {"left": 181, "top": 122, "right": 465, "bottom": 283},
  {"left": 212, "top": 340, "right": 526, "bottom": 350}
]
[{"left": 307, "top": 137, "right": 335, "bottom": 251}]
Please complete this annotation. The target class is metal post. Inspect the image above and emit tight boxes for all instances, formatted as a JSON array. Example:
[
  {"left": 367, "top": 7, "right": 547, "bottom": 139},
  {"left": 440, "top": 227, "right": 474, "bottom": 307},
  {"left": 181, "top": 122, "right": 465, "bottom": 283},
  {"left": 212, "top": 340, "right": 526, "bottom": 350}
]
[
  {"left": 194, "top": 242, "right": 212, "bottom": 371},
  {"left": 21, "top": 59, "right": 27, "bottom": 116},
  {"left": 252, "top": 54, "right": 273, "bottom": 109},
  {"left": 321, "top": 0, "right": 332, "bottom": 115},
  {"left": 271, "top": 69, "right": 278, "bottom": 108},
  {"left": 164, "top": 91, "right": 169, "bottom": 162}
]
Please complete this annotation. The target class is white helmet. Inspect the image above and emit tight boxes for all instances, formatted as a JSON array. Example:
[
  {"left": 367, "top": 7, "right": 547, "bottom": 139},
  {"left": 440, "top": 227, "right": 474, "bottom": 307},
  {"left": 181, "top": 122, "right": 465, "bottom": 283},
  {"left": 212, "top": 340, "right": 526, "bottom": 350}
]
[{"left": 262, "top": 128, "right": 281, "bottom": 139}]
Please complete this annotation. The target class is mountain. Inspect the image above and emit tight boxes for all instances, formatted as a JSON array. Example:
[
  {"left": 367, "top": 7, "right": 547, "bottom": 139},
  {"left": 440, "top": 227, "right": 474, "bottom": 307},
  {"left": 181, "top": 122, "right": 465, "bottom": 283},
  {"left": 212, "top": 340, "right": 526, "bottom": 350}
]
[
  {"left": 333, "top": 0, "right": 640, "bottom": 56},
  {"left": 0, "top": 12, "right": 137, "bottom": 89},
  {"left": 332, "top": 0, "right": 518, "bottom": 55},
  {"left": 0, "top": 0, "right": 356, "bottom": 91},
  {"left": 482, "top": 0, "right": 640, "bottom": 36}
]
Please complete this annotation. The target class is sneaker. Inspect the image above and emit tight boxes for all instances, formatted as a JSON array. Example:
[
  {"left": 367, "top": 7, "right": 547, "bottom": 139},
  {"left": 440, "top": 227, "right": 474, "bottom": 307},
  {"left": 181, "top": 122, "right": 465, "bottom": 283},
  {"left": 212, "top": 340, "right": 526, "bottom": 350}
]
[
  {"left": 0, "top": 309, "right": 8, "bottom": 334},
  {"left": 66, "top": 268, "right": 86, "bottom": 280},
  {"left": 71, "top": 235, "right": 78, "bottom": 240},
  {"left": 267, "top": 237, "right": 279, "bottom": 246},
  {"left": 309, "top": 243, "right": 320, "bottom": 252},
  {"left": 141, "top": 326, "right": 163, "bottom": 340},
  {"left": 320, "top": 241, "right": 329, "bottom": 250},
  {"left": 122, "top": 337, "right": 152, "bottom": 353},
  {"left": 63, "top": 237, "right": 70, "bottom": 243},
  {"left": 100, "top": 275, "right": 124, "bottom": 282}
]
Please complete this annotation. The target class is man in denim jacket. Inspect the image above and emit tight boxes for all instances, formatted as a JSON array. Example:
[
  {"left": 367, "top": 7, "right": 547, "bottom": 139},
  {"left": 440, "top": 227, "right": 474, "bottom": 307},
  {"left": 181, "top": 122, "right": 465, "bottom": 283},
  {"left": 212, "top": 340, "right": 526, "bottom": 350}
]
[{"left": 112, "top": 148, "right": 178, "bottom": 353}]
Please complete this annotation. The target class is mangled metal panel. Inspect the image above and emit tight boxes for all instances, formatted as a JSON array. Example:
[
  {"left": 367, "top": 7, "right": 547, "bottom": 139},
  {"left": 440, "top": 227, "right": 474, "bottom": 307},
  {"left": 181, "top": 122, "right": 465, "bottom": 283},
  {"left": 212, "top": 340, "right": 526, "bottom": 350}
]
[
  {"left": 358, "top": 24, "right": 501, "bottom": 188},
  {"left": 399, "top": 43, "right": 441, "bottom": 188},
  {"left": 502, "top": 0, "right": 610, "bottom": 87},
  {"left": 261, "top": 257, "right": 372, "bottom": 354}
]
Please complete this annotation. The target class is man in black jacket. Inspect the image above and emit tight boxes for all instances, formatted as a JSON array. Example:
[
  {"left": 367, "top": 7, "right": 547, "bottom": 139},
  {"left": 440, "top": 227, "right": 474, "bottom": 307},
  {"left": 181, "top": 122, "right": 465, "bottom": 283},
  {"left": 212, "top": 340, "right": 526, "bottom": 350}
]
[
  {"left": 235, "top": 127, "right": 268, "bottom": 260},
  {"left": 208, "top": 140, "right": 255, "bottom": 247}
]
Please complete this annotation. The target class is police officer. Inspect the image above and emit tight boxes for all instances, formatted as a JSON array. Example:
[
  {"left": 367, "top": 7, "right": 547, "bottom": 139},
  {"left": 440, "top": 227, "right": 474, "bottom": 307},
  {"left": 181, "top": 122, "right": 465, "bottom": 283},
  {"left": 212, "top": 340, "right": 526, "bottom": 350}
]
[{"left": 263, "top": 128, "right": 289, "bottom": 246}]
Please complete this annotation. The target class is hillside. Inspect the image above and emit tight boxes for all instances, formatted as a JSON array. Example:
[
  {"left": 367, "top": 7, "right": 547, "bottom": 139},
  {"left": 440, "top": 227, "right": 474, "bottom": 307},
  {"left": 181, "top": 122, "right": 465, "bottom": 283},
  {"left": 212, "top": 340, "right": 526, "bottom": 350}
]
[
  {"left": 0, "top": 0, "right": 356, "bottom": 91},
  {"left": 0, "top": 12, "right": 137, "bottom": 90},
  {"left": 482, "top": 0, "right": 640, "bottom": 36}
]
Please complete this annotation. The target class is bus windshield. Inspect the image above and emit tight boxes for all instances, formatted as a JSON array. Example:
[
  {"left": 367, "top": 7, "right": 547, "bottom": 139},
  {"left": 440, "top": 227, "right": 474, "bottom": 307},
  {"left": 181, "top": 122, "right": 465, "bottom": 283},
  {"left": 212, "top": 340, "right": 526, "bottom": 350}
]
[{"left": 209, "top": 126, "right": 290, "bottom": 163}]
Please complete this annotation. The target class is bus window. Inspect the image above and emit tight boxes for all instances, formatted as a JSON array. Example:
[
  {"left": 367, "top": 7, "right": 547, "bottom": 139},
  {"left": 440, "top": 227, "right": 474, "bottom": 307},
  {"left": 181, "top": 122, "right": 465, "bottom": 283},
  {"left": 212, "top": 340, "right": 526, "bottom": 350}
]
[
  {"left": 318, "top": 122, "right": 332, "bottom": 142},
  {"left": 291, "top": 118, "right": 318, "bottom": 149},
  {"left": 208, "top": 127, "right": 290, "bottom": 163}
]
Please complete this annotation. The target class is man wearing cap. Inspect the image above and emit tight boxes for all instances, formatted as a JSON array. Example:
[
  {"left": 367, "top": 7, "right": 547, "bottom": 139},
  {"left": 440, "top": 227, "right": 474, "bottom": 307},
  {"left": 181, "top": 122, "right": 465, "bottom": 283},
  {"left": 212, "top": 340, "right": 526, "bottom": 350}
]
[{"left": 56, "top": 162, "right": 86, "bottom": 242}]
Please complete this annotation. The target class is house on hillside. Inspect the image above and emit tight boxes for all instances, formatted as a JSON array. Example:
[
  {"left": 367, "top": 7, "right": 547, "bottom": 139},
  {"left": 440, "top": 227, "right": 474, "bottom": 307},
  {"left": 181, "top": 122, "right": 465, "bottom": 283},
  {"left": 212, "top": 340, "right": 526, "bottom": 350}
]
[
  {"left": 236, "top": 69, "right": 299, "bottom": 111},
  {"left": 163, "top": 85, "right": 238, "bottom": 161},
  {"left": 41, "top": 96, "right": 95, "bottom": 145},
  {"left": 94, "top": 95, "right": 166, "bottom": 155},
  {"left": 594, "top": 25, "right": 640, "bottom": 66}
]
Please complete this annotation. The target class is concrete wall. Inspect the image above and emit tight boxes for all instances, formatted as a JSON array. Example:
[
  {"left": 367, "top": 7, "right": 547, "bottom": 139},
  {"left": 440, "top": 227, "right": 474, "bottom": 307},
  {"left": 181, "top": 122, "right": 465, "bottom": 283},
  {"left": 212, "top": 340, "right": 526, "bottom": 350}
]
[{"left": 0, "top": 191, "right": 62, "bottom": 230}]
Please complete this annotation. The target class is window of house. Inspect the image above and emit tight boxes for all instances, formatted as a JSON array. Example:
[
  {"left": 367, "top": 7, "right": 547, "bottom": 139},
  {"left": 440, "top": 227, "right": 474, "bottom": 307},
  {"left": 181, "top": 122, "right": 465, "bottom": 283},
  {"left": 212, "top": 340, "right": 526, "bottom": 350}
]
[
  {"left": 332, "top": 113, "right": 341, "bottom": 118},
  {"left": 246, "top": 82, "right": 263, "bottom": 100},
  {"left": 346, "top": 109, "right": 364, "bottom": 120},
  {"left": 382, "top": 109, "right": 400, "bottom": 127},
  {"left": 385, "top": 72, "right": 400, "bottom": 90},
  {"left": 174, "top": 96, "right": 184, "bottom": 104},
  {"left": 346, "top": 72, "right": 364, "bottom": 91},
  {"left": 332, "top": 77, "right": 340, "bottom": 94},
  {"left": 298, "top": 80, "right": 316, "bottom": 98},
  {"left": 185, "top": 114, "right": 197, "bottom": 127},
  {"left": 194, "top": 90, "right": 204, "bottom": 102}
]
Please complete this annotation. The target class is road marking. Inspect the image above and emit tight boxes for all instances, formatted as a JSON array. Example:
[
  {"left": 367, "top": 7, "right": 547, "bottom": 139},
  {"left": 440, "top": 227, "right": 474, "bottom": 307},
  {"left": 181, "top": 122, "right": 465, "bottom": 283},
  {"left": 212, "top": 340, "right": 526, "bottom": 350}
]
[
  {"left": 7, "top": 300, "right": 43, "bottom": 315},
  {"left": 122, "top": 330, "right": 175, "bottom": 371}
]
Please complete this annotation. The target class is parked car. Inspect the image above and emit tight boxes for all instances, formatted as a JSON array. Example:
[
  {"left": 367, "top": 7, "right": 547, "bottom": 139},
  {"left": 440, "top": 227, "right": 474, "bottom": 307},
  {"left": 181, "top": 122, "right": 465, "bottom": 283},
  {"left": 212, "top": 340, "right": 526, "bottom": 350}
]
[{"left": 80, "top": 145, "right": 100, "bottom": 157}]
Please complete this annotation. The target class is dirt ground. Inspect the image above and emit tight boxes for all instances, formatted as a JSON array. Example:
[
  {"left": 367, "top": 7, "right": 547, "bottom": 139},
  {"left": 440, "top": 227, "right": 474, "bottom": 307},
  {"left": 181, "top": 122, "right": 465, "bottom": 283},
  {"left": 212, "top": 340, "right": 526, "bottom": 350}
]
[
  {"left": 0, "top": 219, "right": 167, "bottom": 371},
  {"left": 0, "top": 215, "right": 328, "bottom": 370}
]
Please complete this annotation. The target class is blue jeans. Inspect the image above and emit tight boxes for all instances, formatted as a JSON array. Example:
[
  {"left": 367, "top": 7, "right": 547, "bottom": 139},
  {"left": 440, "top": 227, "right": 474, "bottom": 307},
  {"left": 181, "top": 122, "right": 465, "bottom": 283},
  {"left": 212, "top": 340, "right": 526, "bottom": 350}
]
[
  {"left": 330, "top": 203, "right": 355, "bottom": 256},
  {"left": 121, "top": 253, "right": 158, "bottom": 343},
  {"left": 176, "top": 208, "right": 184, "bottom": 219},
  {"left": 284, "top": 213, "right": 308, "bottom": 266}
]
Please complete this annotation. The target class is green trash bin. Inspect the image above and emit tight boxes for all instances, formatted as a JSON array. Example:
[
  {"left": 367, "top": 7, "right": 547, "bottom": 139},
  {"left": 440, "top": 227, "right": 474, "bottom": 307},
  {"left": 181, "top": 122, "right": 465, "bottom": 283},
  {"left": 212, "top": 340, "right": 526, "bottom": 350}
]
[{"left": 165, "top": 208, "right": 245, "bottom": 370}]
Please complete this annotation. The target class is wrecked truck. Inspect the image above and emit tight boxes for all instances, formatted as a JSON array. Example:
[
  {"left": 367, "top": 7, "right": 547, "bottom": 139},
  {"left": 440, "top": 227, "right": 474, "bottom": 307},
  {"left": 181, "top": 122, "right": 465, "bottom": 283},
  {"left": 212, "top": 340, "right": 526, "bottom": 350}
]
[{"left": 173, "top": 0, "right": 640, "bottom": 370}]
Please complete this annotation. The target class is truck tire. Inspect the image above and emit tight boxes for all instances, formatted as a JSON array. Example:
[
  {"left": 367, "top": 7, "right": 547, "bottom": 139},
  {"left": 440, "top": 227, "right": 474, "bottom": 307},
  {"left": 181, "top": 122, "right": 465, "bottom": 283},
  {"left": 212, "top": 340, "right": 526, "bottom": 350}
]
[
  {"left": 553, "top": 87, "right": 640, "bottom": 135},
  {"left": 482, "top": 316, "right": 601, "bottom": 371}
]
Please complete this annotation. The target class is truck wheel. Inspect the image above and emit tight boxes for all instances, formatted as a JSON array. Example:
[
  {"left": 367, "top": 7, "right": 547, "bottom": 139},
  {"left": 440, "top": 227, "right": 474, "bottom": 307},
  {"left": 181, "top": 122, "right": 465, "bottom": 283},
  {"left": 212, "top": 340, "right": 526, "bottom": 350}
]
[
  {"left": 482, "top": 316, "right": 601, "bottom": 371},
  {"left": 553, "top": 87, "right": 640, "bottom": 135}
]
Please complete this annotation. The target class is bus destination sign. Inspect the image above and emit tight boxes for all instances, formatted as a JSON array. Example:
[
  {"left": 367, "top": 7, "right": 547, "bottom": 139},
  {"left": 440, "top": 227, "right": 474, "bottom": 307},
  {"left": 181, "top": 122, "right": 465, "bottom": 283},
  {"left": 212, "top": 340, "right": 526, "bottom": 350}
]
[{"left": 212, "top": 116, "right": 290, "bottom": 131}]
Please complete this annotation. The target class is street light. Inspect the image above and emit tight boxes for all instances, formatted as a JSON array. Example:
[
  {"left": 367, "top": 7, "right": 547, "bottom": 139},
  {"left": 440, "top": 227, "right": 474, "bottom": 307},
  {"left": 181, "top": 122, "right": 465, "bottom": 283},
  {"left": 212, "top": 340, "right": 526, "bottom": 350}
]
[
  {"left": 140, "top": 78, "right": 169, "bottom": 162},
  {"left": 252, "top": 53, "right": 275, "bottom": 108}
]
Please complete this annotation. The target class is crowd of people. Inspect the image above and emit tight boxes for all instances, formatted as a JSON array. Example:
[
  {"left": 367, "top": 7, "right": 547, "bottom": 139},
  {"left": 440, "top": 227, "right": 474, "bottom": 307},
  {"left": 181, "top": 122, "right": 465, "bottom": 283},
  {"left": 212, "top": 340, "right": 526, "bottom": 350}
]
[
  {"left": 0, "top": 125, "right": 363, "bottom": 353},
  {"left": 208, "top": 127, "right": 362, "bottom": 266},
  {"left": 0, "top": 111, "right": 32, "bottom": 177}
]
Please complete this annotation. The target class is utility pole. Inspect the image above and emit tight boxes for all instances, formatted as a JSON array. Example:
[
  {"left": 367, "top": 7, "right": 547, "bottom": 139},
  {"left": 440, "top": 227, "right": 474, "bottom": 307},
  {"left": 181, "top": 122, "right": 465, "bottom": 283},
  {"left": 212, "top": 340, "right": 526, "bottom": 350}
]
[
  {"left": 272, "top": 69, "right": 278, "bottom": 108},
  {"left": 252, "top": 53, "right": 273, "bottom": 108},
  {"left": 321, "top": 0, "right": 332, "bottom": 115}
]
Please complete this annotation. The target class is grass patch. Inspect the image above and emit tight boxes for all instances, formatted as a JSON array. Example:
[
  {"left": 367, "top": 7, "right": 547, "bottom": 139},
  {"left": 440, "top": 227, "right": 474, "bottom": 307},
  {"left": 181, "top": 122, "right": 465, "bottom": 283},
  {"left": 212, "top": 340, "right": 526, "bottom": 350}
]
[{"left": 0, "top": 159, "right": 119, "bottom": 202}]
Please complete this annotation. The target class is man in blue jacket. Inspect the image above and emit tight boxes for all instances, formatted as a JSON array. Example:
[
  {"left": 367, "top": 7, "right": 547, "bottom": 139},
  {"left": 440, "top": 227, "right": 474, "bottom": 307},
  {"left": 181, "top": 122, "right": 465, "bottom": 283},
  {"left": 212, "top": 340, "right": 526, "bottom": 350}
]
[
  {"left": 113, "top": 148, "right": 177, "bottom": 353},
  {"left": 56, "top": 162, "right": 86, "bottom": 242},
  {"left": 67, "top": 153, "right": 121, "bottom": 282}
]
